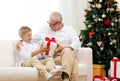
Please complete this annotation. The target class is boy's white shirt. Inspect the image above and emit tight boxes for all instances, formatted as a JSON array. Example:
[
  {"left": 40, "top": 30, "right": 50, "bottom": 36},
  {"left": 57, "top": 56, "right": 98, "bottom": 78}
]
[
  {"left": 18, "top": 41, "right": 57, "bottom": 66},
  {"left": 18, "top": 41, "right": 41, "bottom": 66}
]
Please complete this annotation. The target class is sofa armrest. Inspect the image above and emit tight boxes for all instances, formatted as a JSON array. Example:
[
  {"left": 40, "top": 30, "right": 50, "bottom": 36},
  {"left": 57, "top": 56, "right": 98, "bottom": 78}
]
[
  {"left": 76, "top": 47, "right": 93, "bottom": 81},
  {"left": 76, "top": 47, "right": 92, "bottom": 63},
  {"left": 0, "top": 67, "right": 38, "bottom": 81}
]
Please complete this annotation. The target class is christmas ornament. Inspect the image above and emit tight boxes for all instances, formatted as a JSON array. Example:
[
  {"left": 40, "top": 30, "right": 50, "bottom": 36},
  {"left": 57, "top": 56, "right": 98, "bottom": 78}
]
[
  {"left": 86, "top": 11, "right": 89, "bottom": 16},
  {"left": 103, "top": 34, "right": 107, "bottom": 37},
  {"left": 87, "top": 42, "right": 93, "bottom": 46},
  {"left": 111, "top": 39, "right": 117, "bottom": 44},
  {"left": 111, "top": 23, "right": 114, "bottom": 26},
  {"left": 90, "top": 5, "right": 93, "bottom": 9},
  {"left": 92, "top": 5, "right": 95, "bottom": 8},
  {"left": 93, "top": 15, "right": 96, "bottom": 18},
  {"left": 97, "top": 41, "right": 102, "bottom": 46},
  {"left": 110, "top": 8, "right": 114, "bottom": 12},
  {"left": 89, "top": 31, "right": 95, "bottom": 37},
  {"left": 94, "top": 18, "right": 98, "bottom": 22},
  {"left": 88, "top": 25, "right": 92, "bottom": 28},
  {"left": 96, "top": 3, "right": 102, "bottom": 9},
  {"left": 99, "top": 0, "right": 103, "bottom": 3},
  {"left": 108, "top": 32, "right": 111, "bottom": 36},
  {"left": 101, "top": 43, "right": 105, "bottom": 47},
  {"left": 104, "top": 19, "right": 111, "bottom": 26},
  {"left": 98, "top": 18, "right": 103, "bottom": 21},
  {"left": 116, "top": 8, "right": 120, "bottom": 12},
  {"left": 102, "top": 14, "right": 106, "bottom": 18},
  {"left": 109, "top": 42, "right": 113, "bottom": 45},
  {"left": 106, "top": 8, "right": 110, "bottom": 12},
  {"left": 100, "top": 47, "right": 104, "bottom": 50}
]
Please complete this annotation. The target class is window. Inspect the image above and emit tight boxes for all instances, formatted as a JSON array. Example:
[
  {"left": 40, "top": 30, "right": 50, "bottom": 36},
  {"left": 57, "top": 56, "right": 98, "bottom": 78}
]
[{"left": 0, "top": 0, "right": 59, "bottom": 40}]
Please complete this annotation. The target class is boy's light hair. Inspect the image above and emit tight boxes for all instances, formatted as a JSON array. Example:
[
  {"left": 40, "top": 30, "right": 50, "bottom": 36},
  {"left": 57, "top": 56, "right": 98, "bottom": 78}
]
[{"left": 19, "top": 26, "right": 31, "bottom": 37}]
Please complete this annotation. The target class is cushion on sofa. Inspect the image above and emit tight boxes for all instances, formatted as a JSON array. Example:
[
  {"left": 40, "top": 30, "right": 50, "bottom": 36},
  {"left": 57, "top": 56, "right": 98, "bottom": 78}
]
[{"left": 0, "top": 40, "right": 16, "bottom": 67}]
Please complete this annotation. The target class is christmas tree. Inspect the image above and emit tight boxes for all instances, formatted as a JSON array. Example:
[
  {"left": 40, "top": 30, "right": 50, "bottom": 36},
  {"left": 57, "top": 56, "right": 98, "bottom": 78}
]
[{"left": 80, "top": 0, "right": 120, "bottom": 70}]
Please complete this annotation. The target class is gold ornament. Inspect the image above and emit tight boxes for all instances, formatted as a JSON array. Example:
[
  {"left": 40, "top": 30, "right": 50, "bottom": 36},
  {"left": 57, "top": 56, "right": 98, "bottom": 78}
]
[
  {"left": 106, "top": 8, "right": 110, "bottom": 12},
  {"left": 111, "top": 39, "right": 117, "bottom": 44},
  {"left": 110, "top": 8, "right": 114, "bottom": 12},
  {"left": 94, "top": 18, "right": 98, "bottom": 22},
  {"left": 99, "top": 0, "right": 103, "bottom": 3},
  {"left": 87, "top": 42, "right": 93, "bottom": 46},
  {"left": 96, "top": 3, "right": 102, "bottom": 9},
  {"left": 102, "top": 14, "right": 106, "bottom": 18},
  {"left": 108, "top": 32, "right": 111, "bottom": 36},
  {"left": 97, "top": 41, "right": 102, "bottom": 46},
  {"left": 88, "top": 25, "right": 92, "bottom": 28}
]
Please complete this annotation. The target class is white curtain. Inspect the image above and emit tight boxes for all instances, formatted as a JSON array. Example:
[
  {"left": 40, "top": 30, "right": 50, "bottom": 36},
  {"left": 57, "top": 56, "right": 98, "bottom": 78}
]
[
  {"left": 0, "top": 0, "right": 89, "bottom": 39},
  {"left": 59, "top": 0, "right": 87, "bottom": 34}
]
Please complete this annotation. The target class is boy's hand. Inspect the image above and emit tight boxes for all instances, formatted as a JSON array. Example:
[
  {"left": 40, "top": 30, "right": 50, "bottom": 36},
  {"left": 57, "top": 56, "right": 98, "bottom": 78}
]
[
  {"left": 16, "top": 41, "right": 22, "bottom": 51},
  {"left": 39, "top": 44, "right": 49, "bottom": 53}
]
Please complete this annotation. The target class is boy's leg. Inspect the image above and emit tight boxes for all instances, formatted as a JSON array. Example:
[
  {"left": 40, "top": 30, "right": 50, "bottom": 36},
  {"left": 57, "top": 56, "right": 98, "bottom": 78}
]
[
  {"left": 30, "top": 58, "right": 48, "bottom": 77},
  {"left": 21, "top": 60, "right": 32, "bottom": 67},
  {"left": 22, "top": 58, "right": 53, "bottom": 80},
  {"left": 41, "top": 58, "right": 56, "bottom": 72}
]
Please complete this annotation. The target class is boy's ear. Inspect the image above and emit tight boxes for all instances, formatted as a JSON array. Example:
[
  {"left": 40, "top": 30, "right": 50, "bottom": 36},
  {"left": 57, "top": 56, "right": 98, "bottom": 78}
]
[{"left": 20, "top": 35, "right": 24, "bottom": 39}]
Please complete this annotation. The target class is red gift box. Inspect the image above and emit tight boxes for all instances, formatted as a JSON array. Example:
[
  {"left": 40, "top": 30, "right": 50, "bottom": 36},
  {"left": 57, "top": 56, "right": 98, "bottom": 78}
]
[
  {"left": 93, "top": 75, "right": 107, "bottom": 81},
  {"left": 110, "top": 57, "right": 120, "bottom": 78},
  {"left": 44, "top": 37, "right": 57, "bottom": 57},
  {"left": 109, "top": 77, "right": 118, "bottom": 81}
]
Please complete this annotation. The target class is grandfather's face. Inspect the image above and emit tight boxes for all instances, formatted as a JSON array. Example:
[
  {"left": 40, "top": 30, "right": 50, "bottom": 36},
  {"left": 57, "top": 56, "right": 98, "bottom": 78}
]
[{"left": 48, "top": 16, "right": 62, "bottom": 31}]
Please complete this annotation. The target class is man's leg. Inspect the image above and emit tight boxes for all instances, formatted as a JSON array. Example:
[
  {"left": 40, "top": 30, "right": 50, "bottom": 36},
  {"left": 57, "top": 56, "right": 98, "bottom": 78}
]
[
  {"left": 69, "top": 59, "right": 78, "bottom": 81},
  {"left": 54, "top": 48, "right": 78, "bottom": 81}
]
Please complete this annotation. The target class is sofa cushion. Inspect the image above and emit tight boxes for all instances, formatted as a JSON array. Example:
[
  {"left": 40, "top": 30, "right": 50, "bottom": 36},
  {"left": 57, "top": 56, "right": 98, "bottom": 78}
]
[
  {"left": 0, "top": 67, "right": 38, "bottom": 81},
  {"left": 0, "top": 40, "right": 16, "bottom": 66},
  {"left": 78, "top": 63, "right": 87, "bottom": 76}
]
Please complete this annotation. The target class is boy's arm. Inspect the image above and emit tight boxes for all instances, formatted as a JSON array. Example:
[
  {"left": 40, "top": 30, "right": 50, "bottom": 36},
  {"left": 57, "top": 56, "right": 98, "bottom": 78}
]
[{"left": 31, "top": 45, "right": 49, "bottom": 57}]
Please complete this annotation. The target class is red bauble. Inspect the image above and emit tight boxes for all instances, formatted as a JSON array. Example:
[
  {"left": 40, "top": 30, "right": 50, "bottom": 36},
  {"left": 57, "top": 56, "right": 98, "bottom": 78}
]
[
  {"left": 103, "top": 34, "right": 107, "bottom": 37},
  {"left": 90, "top": 5, "right": 93, "bottom": 9},
  {"left": 89, "top": 32, "right": 95, "bottom": 37},
  {"left": 86, "top": 11, "right": 88, "bottom": 16},
  {"left": 104, "top": 19, "right": 111, "bottom": 26},
  {"left": 101, "top": 43, "right": 105, "bottom": 47}
]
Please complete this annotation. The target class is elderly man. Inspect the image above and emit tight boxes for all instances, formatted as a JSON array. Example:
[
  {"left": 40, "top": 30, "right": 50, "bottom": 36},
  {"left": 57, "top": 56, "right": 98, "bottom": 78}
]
[{"left": 32, "top": 12, "right": 80, "bottom": 81}]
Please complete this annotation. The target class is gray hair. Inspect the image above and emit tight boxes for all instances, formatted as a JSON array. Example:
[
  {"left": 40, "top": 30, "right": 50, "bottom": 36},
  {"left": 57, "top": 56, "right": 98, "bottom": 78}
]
[{"left": 50, "top": 12, "right": 63, "bottom": 22}]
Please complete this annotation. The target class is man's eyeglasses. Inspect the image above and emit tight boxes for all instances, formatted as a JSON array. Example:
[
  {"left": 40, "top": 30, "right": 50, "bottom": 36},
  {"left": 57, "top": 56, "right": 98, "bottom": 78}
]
[{"left": 47, "top": 21, "right": 59, "bottom": 26}]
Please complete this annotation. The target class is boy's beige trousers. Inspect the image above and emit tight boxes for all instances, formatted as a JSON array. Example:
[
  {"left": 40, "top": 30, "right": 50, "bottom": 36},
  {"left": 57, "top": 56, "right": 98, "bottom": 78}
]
[{"left": 22, "top": 58, "right": 55, "bottom": 77}]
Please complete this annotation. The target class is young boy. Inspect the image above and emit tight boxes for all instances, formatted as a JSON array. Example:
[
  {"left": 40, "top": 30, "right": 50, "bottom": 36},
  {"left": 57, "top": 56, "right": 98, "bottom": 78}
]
[{"left": 17, "top": 26, "right": 60, "bottom": 81}]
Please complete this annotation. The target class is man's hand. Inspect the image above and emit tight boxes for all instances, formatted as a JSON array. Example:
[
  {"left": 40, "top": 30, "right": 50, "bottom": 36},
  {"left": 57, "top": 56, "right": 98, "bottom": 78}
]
[
  {"left": 54, "top": 45, "right": 64, "bottom": 55},
  {"left": 54, "top": 45, "right": 74, "bottom": 55}
]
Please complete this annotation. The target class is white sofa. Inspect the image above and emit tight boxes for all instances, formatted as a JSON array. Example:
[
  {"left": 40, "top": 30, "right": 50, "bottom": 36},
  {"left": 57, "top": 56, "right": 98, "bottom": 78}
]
[{"left": 0, "top": 40, "right": 92, "bottom": 81}]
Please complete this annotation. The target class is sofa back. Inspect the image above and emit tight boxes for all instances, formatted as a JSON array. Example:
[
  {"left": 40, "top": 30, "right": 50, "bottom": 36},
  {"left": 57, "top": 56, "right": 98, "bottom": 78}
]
[{"left": 0, "top": 40, "right": 16, "bottom": 67}]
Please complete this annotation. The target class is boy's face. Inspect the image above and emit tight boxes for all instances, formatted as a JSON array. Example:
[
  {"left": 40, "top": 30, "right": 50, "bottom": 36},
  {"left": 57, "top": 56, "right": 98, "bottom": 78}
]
[{"left": 21, "top": 31, "right": 32, "bottom": 42}]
